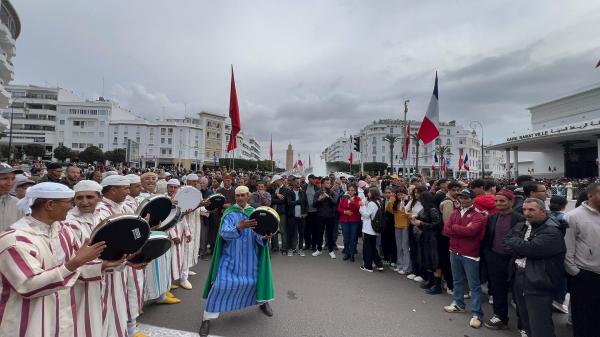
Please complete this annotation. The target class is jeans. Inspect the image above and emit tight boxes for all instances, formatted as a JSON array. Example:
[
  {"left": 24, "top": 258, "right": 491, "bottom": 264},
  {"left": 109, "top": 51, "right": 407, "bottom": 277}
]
[
  {"left": 449, "top": 252, "right": 483, "bottom": 317},
  {"left": 341, "top": 222, "right": 360, "bottom": 255},
  {"left": 362, "top": 232, "right": 382, "bottom": 270},
  {"left": 394, "top": 227, "right": 411, "bottom": 272}
]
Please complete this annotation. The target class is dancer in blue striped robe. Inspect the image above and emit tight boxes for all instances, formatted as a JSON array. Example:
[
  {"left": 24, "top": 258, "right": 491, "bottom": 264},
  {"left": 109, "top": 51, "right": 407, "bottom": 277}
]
[{"left": 200, "top": 185, "right": 275, "bottom": 337}]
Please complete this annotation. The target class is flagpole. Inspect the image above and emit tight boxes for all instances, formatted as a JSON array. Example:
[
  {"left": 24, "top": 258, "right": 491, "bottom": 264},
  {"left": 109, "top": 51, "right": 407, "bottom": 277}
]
[{"left": 402, "top": 100, "right": 409, "bottom": 177}]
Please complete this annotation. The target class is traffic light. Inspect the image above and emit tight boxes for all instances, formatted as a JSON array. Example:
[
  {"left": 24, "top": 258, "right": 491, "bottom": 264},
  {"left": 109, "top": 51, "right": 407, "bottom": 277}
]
[{"left": 353, "top": 136, "right": 360, "bottom": 152}]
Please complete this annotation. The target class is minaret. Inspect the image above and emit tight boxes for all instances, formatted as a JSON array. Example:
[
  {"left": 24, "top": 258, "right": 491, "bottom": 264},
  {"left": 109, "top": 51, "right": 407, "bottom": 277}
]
[{"left": 286, "top": 144, "right": 294, "bottom": 170}]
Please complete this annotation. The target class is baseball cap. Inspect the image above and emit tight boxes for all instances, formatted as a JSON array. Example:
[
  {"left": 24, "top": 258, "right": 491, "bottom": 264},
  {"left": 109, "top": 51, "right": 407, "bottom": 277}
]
[
  {"left": 459, "top": 188, "right": 476, "bottom": 199},
  {"left": 0, "top": 163, "right": 23, "bottom": 174},
  {"left": 15, "top": 174, "right": 35, "bottom": 187}
]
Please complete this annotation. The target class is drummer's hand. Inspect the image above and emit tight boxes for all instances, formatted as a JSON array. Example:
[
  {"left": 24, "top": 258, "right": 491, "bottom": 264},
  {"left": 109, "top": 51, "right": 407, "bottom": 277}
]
[
  {"left": 261, "top": 233, "right": 272, "bottom": 241},
  {"left": 172, "top": 237, "right": 181, "bottom": 245},
  {"left": 144, "top": 214, "right": 151, "bottom": 223},
  {"left": 199, "top": 200, "right": 210, "bottom": 207},
  {"left": 126, "top": 261, "right": 148, "bottom": 270},
  {"left": 171, "top": 199, "right": 179, "bottom": 206},
  {"left": 102, "top": 255, "right": 127, "bottom": 271},
  {"left": 186, "top": 234, "right": 192, "bottom": 243},
  {"left": 67, "top": 239, "right": 106, "bottom": 271},
  {"left": 237, "top": 219, "right": 257, "bottom": 230}
]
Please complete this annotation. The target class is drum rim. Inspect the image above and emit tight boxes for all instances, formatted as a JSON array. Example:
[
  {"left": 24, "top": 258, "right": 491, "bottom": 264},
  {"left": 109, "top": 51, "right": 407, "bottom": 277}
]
[
  {"left": 135, "top": 194, "right": 172, "bottom": 215},
  {"left": 175, "top": 186, "right": 202, "bottom": 210},
  {"left": 128, "top": 237, "right": 172, "bottom": 263},
  {"left": 91, "top": 214, "right": 150, "bottom": 239},
  {"left": 155, "top": 206, "right": 181, "bottom": 231}
]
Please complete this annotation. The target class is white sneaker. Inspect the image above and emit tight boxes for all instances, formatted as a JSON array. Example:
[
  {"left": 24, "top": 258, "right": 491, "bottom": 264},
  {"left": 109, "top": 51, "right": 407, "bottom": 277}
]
[
  {"left": 443, "top": 302, "right": 465, "bottom": 313},
  {"left": 413, "top": 276, "right": 424, "bottom": 282},
  {"left": 488, "top": 295, "right": 494, "bottom": 305},
  {"left": 519, "top": 330, "right": 529, "bottom": 337},
  {"left": 298, "top": 250, "right": 306, "bottom": 257},
  {"left": 397, "top": 269, "right": 407, "bottom": 274},
  {"left": 312, "top": 250, "right": 322, "bottom": 257},
  {"left": 287, "top": 250, "right": 293, "bottom": 257},
  {"left": 329, "top": 251, "right": 336, "bottom": 259},
  {"left": 464, "top": 291, "right": 471, "bottom": 299},
  {"left": 406, "top": 274, "right": 416, "bottom": 280},
  {"left": 552, "top": 301, "right": 569, "bottom": 314},
  {"left": 390, "top": 263, "right": 396, "bottom": 267},
  {"left": 469, "top": 316, "right": 482, "bottom": 328},
  {"left": 446, "top": 289, "right": 454, "bottom": 295}
]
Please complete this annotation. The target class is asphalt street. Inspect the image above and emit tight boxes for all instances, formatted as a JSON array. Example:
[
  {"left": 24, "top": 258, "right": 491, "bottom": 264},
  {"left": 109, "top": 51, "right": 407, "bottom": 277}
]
[{"left": 139, "top": 243, "right": 572, "bottom": 337}]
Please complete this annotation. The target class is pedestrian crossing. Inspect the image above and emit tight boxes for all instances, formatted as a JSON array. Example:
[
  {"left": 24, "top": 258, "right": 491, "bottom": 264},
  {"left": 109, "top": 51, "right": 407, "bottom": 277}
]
[{"left": 139, "top": 323, "right": 223, "bottom": 337}]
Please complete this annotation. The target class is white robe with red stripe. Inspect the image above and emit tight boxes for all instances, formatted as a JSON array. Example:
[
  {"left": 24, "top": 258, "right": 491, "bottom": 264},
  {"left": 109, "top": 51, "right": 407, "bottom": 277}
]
[
  {"left": 169, "top": 217, "right": 190, "bottom": 282},
  {"left": 183, "top": 207, "right": 202, "bottom": 272},
  {"left": 62, "top": 208, "right": 103, "bottom": 337},
  {"left": 0, "top": 216, "right": 103, "bottom": 337},
  {"left": 95, "top": 198, "right": 129, "bottom": 337},
  {"left": 123, "top": 196, "right": 145, "bottom": 321}
]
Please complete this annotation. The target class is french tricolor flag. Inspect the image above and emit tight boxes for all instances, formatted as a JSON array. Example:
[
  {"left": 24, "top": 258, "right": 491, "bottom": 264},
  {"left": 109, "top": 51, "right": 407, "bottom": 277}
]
[{"left": 417, "top": 73, "right": 440, "bottom": 145}]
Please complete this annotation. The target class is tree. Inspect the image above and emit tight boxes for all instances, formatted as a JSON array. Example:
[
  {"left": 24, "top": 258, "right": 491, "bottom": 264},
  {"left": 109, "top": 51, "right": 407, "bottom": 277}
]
[
  {"left": 105, "top": 148, "right": 126, "bottom": 163},
  {"left": 79, "top": 146, "right": 104, "bottom": 164},
  {"left": 383, "top": 135, "right": 400, "bottom": 174},
  {"left": 53, "top": 145, "right": 75, "bottom": 162},
  {"left": 23, "top": 144, "right": 46, "bottom": 159},
  {"left": 410, "top": 134, "right": 421, "bottom": 174}
]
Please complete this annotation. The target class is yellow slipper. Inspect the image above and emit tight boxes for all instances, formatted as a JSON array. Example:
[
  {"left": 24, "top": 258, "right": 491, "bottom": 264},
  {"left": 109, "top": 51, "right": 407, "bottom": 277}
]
[
  {"left": 157, "top": 297, "right": 181, "bottom": 304},
  {"left": 166, "top": 291, "right": 175, "bottom": 298},
  {"left": 180, "top": 280, "right": 193, "bottom": 290},
  {"left": 132, "top": 332, "right": 148, "bottom": 337},
  {"left": 170, "top": 284, "right": 179, "bottom": 289}
]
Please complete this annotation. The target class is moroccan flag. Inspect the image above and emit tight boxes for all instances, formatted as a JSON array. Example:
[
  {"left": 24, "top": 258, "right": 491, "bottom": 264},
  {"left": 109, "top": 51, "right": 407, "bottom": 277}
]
[
  {"left": 269, "top": 134, "right": 273, "bottom": 161},
  {"left": 417, "top": 73, "right": 440, "bottom": 144},
  {"left": 226, "top": 66, "right": 241, "bottom": 152},
  {"left": 464, "top": 153, "right": 470, "bottom": 171},
  {"left": 403, "top": 121, "right": 410, "bottom": 160}
]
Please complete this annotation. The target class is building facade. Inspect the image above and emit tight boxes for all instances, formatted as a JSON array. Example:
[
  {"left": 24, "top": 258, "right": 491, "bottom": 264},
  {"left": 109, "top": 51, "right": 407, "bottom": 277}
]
[
  {"left": 0, "top": 0, "right": 19, "bottom": 110},
  {"left": 223, "top": 119, "right": 262, "bottom": 161}
]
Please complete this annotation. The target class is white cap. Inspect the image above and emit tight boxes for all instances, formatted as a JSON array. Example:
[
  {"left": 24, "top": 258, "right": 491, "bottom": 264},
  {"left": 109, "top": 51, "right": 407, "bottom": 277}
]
[
  {"left": 101, "top": 175, "right": 130, "bottom": 187},
  {"left": 17, "top": 182, "right": 75, "bottom": 213},
  {"left": 167, "top": 178, "right": 181, "bottom": 186},
  {"left": 186, "top": 173, "right": 199, "bottom": 181},
  {"left": 125, "top": 174, "right": 141, "bottom": 184},
  {"left": 102, "top": 171, "right": 118, "bottom": 179},
  {"left": 73, "top": 180, "right": 102, "bottom": 193},
  {"left": 270, "top": 174, "right": 283, "bottom": 183}
]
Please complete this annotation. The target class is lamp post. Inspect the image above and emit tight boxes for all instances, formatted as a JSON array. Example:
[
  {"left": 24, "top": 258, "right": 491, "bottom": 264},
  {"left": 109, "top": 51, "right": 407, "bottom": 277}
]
[
  {"left": 7, "top": 104, "right": 14, "bottom": 160},
  {"left": 470, "top": 121, "right": 484, "bottom": 178}
]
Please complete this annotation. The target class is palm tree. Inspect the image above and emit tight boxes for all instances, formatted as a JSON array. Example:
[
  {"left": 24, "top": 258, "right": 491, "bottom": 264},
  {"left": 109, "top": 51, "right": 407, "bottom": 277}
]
[
  {"left": 435, "top": 145, "right": 453, "bottom": 178},
  {"left": 410, "top": 134, "right": 421, "bottom": 174},
  {"left": 383, "top": 135, "right": 400, "bottom": 174}
]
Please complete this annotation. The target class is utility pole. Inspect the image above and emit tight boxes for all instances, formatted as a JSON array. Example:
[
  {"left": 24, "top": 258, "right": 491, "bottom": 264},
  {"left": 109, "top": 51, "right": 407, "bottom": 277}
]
[
  {"left": 401, "top": 99, "right": 409, "bottom": 177},
  {"left": 7, "top": 104, "right": 14, "bottom": 160},
  {"left": 471, "top": 121, "right": 484, "bottom": 178}
]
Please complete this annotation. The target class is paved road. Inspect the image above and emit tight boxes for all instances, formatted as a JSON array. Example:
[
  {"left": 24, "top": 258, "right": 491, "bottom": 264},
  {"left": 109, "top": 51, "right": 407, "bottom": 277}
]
[{"left": 139, "top": 245, "right": 572, "bottom": 337}]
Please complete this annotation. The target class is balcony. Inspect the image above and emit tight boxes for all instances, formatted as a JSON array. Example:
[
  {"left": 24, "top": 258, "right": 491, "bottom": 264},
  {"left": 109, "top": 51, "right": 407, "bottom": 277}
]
[{"left": 0, "top": 51, "right": 13, "bottom": 83}]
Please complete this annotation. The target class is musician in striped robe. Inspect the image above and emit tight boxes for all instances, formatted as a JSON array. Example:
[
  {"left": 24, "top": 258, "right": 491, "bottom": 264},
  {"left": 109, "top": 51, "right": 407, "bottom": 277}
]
[
  {"left": 0, "top": 182, "right": 109, "bottom": 337},
  {"left": 199, "top": 185, "right": 275, "bottom": 337},
  {"left": 180, "top": 173, "right": 203, "bottom": 289},
  {"left": 166, "top": 179, "right": 191, "bottom": 287},
  {"left": 137, "top": 172, "right": 180, "bottom": 305}
]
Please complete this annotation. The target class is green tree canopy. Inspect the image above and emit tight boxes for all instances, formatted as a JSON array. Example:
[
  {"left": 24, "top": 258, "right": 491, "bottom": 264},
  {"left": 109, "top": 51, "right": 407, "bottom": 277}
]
[
  {"left": 53, "top": 145, "right": 75, "bottom": 162},
  {"left": 79, "top": 146, "right": 104, "bottom": 164}
]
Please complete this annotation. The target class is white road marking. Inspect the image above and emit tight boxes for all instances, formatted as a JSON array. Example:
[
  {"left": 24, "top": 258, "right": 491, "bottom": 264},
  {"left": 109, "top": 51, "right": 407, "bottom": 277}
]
[{"left": 139, "top": 323, "right": 224, "bottom": 337}]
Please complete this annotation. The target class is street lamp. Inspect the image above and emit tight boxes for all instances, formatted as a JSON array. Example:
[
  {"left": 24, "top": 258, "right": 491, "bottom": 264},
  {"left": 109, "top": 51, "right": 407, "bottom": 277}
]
[{"left": 470, "top": 121, "right": 484, "bottom": 178}]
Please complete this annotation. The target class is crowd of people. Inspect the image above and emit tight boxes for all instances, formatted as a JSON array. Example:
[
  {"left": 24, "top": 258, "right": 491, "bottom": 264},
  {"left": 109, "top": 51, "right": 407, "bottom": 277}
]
[{"left": 0, "top": 161, "right": 598, "bottom": 337}]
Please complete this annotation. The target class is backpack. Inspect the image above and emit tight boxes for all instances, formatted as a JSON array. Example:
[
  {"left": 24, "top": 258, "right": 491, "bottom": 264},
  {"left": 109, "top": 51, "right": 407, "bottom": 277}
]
[{"left": 370, "top": 200, "right": 385, "bottom": 233}]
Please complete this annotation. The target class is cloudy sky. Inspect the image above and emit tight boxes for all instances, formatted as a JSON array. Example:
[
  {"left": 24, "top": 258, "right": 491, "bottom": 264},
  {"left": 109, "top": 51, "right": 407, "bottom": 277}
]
[{"left": 12, "top": 0, "right": 600, "bottom": 163}]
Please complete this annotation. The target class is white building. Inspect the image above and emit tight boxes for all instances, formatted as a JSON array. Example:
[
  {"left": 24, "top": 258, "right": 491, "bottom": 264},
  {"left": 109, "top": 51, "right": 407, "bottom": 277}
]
[
  {"left": 223, "top": 120, "right": 262, "bottom": 161},
  {"left": 484, "top": 145, "right": 507, "bottom": 178},
  {"left": 338, "top": 119, "right": 484, "bottom": 178},
  {"left": 321, "top": 136, "right": 359, "bottom": 163},
  {"left": 0, "top": 0, "right": 20, "bottom": 131},
  {"left": 488, "top": 84, "right": 600, "bottom": 178}
]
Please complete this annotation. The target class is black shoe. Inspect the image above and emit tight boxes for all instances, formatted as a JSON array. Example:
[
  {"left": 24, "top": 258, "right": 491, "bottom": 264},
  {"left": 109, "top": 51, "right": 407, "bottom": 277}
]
[
  {"left": 343, "top": 254, "right": 350, "bottom": 261},
  {"left": 426, "top": 277, "right": 442, "bottom": 294},
  {"left": 350, "top": 255, "right": 355, "bottom": 262},
  {"left": 259, "top": 302, "right": 273, "bottom": 317},
  {"left": 420, "top": 280, "right": 433, "bottom": 289},
  {"left": 483, "top": 315, "right": 509, "bottom": 330},
  {"left": 199, "top": 320, "right": 210, "bottom": 337}
]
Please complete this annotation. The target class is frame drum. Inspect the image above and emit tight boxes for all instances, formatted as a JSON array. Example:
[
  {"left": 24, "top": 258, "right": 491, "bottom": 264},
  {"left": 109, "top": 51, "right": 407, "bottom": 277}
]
[
  {"left": 127, "top": 231, "right": 172, "bottom": 264},
  {"left": 90, "top": 214, "right": 150, "bottom": 261},
  {"left": 175, "top": 186, "right": 202, "bottom": 211},
  {"left": 250, "top": 206, "right": 280, "bottom": 236},
  {"left": 206, "top": 193, "right": 226, "bottom": 211},
  {"left": 136, "top": 195, "right": 181, "bottom": 232}
]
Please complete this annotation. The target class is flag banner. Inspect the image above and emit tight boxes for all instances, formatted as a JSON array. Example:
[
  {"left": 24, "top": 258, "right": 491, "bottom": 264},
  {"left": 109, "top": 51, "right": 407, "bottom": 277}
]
[
  {"left": 417, "top": 73, "right": 440, "bottom": 144},
  {"left": 226, "top": 66, "right": 241, "bottom": 152},
  {"left": 464, "top": 153, "right": 470, "bottom": 171}
]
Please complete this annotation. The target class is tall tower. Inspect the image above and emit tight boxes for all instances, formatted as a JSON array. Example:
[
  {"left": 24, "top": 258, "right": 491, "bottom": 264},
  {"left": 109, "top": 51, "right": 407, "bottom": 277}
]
[{"left": 286, "top": 144, "right": 294, "bottom": 170}]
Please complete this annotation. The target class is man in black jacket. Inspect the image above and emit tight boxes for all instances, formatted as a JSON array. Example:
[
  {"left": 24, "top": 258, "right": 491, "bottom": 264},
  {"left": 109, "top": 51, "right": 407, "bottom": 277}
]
[
  {"left": 313, "top": 178, "right": 338, "bottom": 258},
  {"left": 269, "top": 175, "right": 289, "bottom": 255},
  {"left": 286, "top": 177, "right": 308, "bottom": 256},
  {"left": 505, "top": 198, "right": 566, "bottom": 337},
  {"left": 481, "top": 189, "right": 523, "bottom": 330}
]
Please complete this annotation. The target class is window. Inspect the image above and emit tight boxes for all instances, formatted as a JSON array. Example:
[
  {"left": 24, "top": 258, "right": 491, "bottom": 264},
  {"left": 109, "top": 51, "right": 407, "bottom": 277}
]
[
  {"left": 447, "top": 129, "right": 451, "bottom": 135},
  {"left": 161, "top": 138, "right": 165, "bottom": 144},
  {"left": 161, "top": 128, "right": 166, "bottom": 135},
  {"left": 100, "top": 121, "right": 105, "bottom": 127},
  {"left": 446, "top": 139, "right": 451, "bottom": 145},
  {"left": 168, "top": 128, "right": 173, "bottom": 135},
  {"left": 372, "top": 156, "right": 376, "bottom": 162},
  {"left": 113, "top": 137, "right": 117, "bottom": 144},
  {"left": 99, "top": 132, "right": 104, "bottom": 137},
  {"left": 59, "top": 120, "right": 65, "bottom": 125},
  {"left": 136, "top": 137, "right": 140, "bottom": 142},
  {"left": 98, "top": 144, "right": 104, "bottom": 149},
  {"left": 69, "top": 109, "right": 77, "bottom": 115},
  {"left": 435, "top": 138, "right": 442, "bottom": 145},
  {"left": 168, "top": 138, "right": 172, "bottom": 144}
]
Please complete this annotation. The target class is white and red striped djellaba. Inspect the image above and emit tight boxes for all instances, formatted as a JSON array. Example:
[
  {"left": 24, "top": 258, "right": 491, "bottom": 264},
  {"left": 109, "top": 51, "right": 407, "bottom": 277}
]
[
  {"left": 183, "top": 207, "right": 202, "bottom": 271},
  {"left": 62, "top": 207, "right": 104, "bottom": 337},
  {"left": 123, "top": 196, "right": 146, "bottom": 321},
  {"left": 95, "top": 198, "right": 130, "bottom": 337},
  {"left": 0, "top": 216, "right": 103, "bottom": 337},
  {"left": 169, "top": 216, "right": 190, "bottom": 282}
]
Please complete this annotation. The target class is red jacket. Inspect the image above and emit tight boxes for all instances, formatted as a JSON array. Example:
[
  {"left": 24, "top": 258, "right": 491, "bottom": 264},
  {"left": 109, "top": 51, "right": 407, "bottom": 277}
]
[
  {"left": 444, "top": 207, "right": 487, "bottom": 258},
  {"left": 337, "top": 196, "right": 361, "bottom": 223}
]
